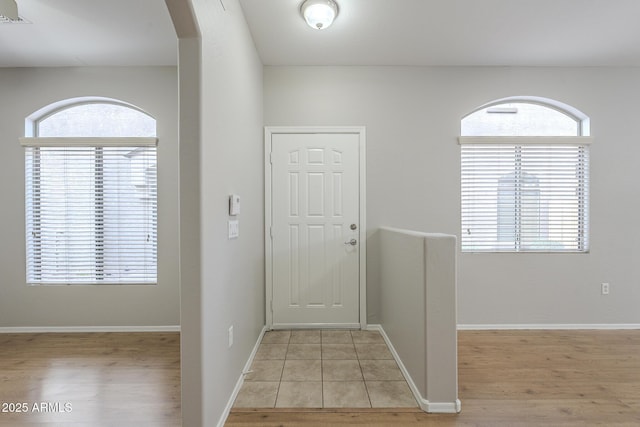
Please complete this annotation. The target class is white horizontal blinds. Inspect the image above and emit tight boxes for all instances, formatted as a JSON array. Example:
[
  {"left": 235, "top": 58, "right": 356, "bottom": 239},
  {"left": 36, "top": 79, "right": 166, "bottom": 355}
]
[
  {"left": 461, "top": 141, "right": 589, "bottom": 252},
  {"left": 24, "top": 139, "right": 157, "bottom": 284}
]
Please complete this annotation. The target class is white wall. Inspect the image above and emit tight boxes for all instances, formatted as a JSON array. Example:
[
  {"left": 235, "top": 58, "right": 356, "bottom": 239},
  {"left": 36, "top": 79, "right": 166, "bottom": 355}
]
[
  {"left": 0, "top": 66, "right": 180, "bottom": 328},
  {"left": 379, "top": 227, "right": 458, "bottom": 411},
  {"left": 265, "top": 66, "right": 640, "bottom": 326},
  {"left": 173, "top": 1, "right": 265, "bottom": 425}
]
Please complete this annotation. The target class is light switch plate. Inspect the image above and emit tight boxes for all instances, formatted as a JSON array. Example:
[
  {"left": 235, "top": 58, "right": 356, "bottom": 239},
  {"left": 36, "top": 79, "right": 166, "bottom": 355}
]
[{"left": 228, "top": 220, "right": 239, "bottom": 239}]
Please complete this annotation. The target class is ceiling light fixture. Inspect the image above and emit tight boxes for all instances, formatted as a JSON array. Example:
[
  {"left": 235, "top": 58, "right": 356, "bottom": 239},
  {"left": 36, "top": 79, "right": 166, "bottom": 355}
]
[
  {"left": 0, "top": 0, "right": 18, "bottom": 20},
  {"left": 300, "top": 0, "right": 339, "bottom": 30}
]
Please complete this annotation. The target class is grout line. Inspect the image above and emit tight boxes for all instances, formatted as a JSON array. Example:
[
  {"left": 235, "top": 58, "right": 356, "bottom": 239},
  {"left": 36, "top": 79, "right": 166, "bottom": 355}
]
[
  {"left": 273, "top": 374, "right": 282, "bottom": 408},
  {"left": 320, "top": 329, "right": 324, "bottom": 408},
  {"left": 363, "top": 380, "right": 374, "bottom": 408},
  {"left": 321, "top": 349, "right": 325, "bottom": 407},
  {"left": 253, "top": 329, "right": 400, "bottom": 409},
  {"left": 355, "top": 338, "right": 373, "bottom": 408},
  {"left": 273, "top": 330, "right": 290, "bottom": 408}
]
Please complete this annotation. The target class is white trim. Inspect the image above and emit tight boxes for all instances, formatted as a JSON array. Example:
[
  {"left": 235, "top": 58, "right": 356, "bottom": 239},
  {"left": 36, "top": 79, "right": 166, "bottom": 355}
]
[
  {"left": 265, "top": 126, "right": 366, "bottom": 134},
  {"left": 20, "top": 137, "right": 159, "bottom": 147},
  {"left": 458, "top": 323, "right": 640, "bottom": 330},
  {"left": 0, "top": 325, "right": 180, "bottom": 333},
  {"left": 368, "top": 324, "right": 461, "bottom": 414},
  {"left": 264, "top": 126, "right": 367, "bottom": 329},
  {"left": 358, "top": 128, "right": 367, "bottom": 328},
  {"left": 271, "top": 323, "right": 361, "bottom": 330},
  {"left": 264, "top": 127, "right": 273, "bottom": 327},
  {"left": 216, "top": 326, "right": 267, "bottom": 427},
  {"left": 458, "top": 136, "right": 593, "bottom": 145},
  {"left": 369, "top": 324, "right": 428, "bottom": 411},
  {"left": 427, "top": 400, "right": 462, "bottom": 413}
]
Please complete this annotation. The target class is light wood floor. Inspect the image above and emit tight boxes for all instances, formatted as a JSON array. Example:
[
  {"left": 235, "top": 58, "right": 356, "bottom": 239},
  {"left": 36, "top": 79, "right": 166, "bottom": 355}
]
[
  {"left": 227, "top": 330, "right": 640, "bottom": 426},
  {"left": 2, "top": 330, "right": 639, "bottom": 426},
  {"left": 0, "top": 332, "right": 180, "bottom": 427}
]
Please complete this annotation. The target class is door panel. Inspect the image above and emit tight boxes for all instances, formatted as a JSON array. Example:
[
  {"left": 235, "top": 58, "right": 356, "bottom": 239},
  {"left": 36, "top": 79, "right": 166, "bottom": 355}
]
[{"left": 271, "top": 133, "right": 360, "bottom": 326}]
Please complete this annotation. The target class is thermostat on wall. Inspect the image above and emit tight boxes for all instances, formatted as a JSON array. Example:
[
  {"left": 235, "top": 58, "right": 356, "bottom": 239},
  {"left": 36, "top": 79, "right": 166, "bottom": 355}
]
[{"left": 229, "top": 194, "right": 240, "bottom": 216}]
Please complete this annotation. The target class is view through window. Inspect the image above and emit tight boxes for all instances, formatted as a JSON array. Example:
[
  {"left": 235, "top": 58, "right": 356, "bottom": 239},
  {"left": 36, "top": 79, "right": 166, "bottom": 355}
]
[
  {"left": 460, "top": 99, "right": 590, "bottom": 253},
  {"left": 23, "top": 100, "right": 158, "bottom": 284}
]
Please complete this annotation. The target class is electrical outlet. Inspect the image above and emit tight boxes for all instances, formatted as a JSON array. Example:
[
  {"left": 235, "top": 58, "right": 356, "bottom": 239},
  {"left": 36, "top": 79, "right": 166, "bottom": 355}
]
[
  {"left": 228, "top": 325, "right": 234, "bottom": 348},
  {"left": 601, "top": 283, "right": 610, "bottom": 295}
]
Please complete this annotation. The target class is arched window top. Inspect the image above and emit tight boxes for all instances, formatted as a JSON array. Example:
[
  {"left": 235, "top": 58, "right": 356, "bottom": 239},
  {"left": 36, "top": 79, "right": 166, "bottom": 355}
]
[
  {"left": 461, "top": 96, "right": 590, "bottom": 137},
  {"left": 27, "top": 97, "right": 156, "bottom": 137}
]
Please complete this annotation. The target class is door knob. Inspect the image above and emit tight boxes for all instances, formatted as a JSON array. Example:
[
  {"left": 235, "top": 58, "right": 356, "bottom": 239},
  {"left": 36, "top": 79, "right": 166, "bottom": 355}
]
[{"left": 344, "top": 238, "right": 357, "bottom": 246}]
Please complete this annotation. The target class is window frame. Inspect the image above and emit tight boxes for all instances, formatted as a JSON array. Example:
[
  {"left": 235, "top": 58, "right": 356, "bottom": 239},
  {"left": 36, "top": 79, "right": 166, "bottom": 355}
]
[
  {"left": 22, "top": 99, "right": 158, "bottom": 285},
  {"left": 459, "top": 97, "right": 591, "bottom": 254},
  {"left": 459, "top": 136, "right": 591, "bottom": 253}
]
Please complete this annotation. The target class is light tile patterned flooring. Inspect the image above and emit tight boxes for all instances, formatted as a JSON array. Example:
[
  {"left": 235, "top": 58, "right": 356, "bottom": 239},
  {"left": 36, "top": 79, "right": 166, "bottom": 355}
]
[{"left": 233, "top": 329, "right": 418, "bottom": 409}]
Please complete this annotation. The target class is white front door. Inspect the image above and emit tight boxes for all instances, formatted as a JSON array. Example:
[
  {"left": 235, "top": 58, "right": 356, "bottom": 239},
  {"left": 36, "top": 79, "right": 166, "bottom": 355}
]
[{"left": 267, "top": 131, "right": 363, "bottom": 328}]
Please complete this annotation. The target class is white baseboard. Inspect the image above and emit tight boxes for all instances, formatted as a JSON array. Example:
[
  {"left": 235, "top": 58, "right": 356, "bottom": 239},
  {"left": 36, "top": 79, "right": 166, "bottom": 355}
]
[
  {"left": 426, "top": 400, "right": 462, "bottom": 413},
  {"left": 271, "top": 323, "right": 360, "bottom": 330},
  {"left": 216, "top": 325, "right": 267, "bottom": 427},
  {"left": 458, "top": 323, "right": 640, "bottom": 330},
  {"left": 0, "top": 325, "right": 180, "bottom": 333},
  {"left": 368, "top": 324, "right": 461, "bottom": 414}
]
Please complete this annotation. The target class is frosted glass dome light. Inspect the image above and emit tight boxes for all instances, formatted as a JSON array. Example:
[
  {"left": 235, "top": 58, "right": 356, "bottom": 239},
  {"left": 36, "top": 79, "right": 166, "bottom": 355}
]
[{"left": 301, "top": 0, "right": 339, "bottom": 30}]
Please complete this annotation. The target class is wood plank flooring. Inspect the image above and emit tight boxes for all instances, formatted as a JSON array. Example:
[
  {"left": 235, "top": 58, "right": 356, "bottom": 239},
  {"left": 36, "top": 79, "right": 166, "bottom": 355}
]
[
  {"left": 0, "top": 332, "right": 180, "bottom": 427},
  {"left": 1, "top": 330, "right": 639, "bottom": 426},
  {"left": 227, "top": 330, "right": 640, "bottom": 426}
]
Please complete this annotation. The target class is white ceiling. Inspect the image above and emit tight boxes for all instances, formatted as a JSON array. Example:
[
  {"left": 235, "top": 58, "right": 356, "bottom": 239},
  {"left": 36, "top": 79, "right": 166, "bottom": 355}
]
[
  {"left": 0, "top": 0, "right": 177, "bottom": 67},
  {"left": 2, "top": 0, "right": 640, "bottom": 68},
  {"left": 239, "top": 0, "right": 640, "bottom": 66}
]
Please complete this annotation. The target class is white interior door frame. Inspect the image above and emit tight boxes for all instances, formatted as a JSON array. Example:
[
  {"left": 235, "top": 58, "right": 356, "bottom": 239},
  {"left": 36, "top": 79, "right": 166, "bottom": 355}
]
[{"left": 265, "top": 126, "right": 367, "bottom": 330}]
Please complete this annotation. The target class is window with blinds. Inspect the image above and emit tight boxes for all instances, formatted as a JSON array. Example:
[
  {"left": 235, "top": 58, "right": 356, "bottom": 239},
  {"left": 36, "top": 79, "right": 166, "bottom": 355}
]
[
  {"left": 460, "top": 99, "right": 591, "bottom": 253},
  {"left": 22, "top": 101, "right": 158, "bottom": 284}
]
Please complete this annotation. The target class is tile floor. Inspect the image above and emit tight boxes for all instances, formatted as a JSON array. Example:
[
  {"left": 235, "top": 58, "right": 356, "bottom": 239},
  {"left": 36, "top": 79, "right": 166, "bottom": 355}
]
[{"left": 232, "top": 329, "right": 418, "bottom": 409}]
